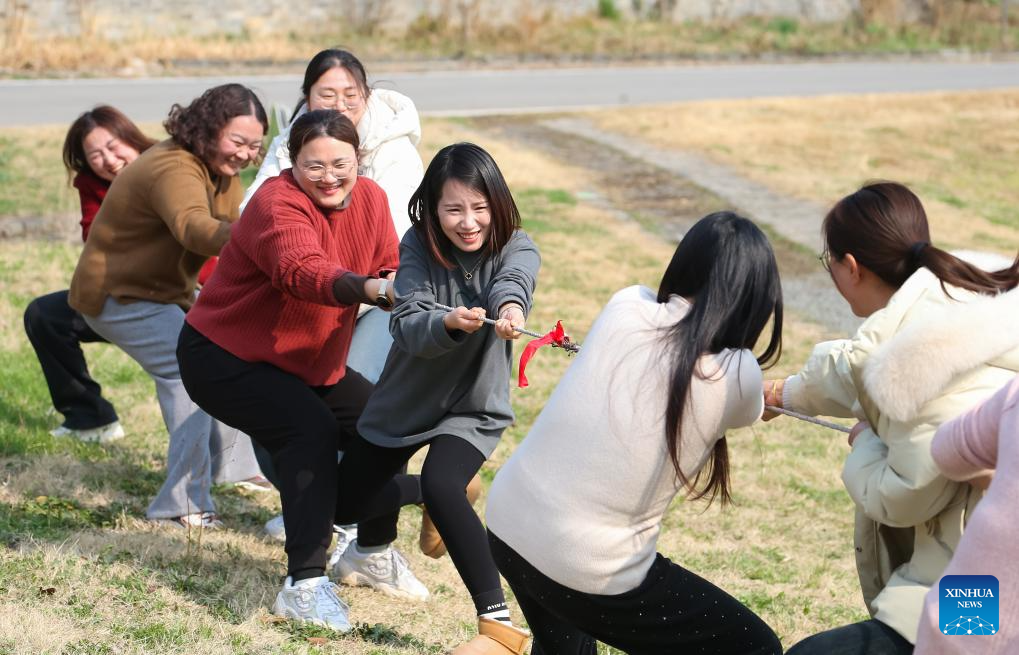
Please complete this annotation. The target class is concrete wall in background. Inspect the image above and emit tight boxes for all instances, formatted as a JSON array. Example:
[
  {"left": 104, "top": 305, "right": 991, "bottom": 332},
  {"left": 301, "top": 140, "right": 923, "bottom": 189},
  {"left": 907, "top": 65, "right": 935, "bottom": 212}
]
[{"left": 3, "top": 0, "right": 926, "bottom": 40}]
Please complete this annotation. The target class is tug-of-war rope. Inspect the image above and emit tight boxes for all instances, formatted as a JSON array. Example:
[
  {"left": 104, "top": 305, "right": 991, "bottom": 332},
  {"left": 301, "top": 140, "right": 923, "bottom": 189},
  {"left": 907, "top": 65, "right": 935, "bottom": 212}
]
[{"left": 433, "top": 303, "right": 851, "bottom": 434}]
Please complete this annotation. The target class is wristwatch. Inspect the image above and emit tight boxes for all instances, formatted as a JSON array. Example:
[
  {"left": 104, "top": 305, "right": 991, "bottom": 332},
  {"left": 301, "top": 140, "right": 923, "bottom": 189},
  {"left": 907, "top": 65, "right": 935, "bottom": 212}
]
[{"left": 375, "top": 278, "right": 394, "bottom": 309}]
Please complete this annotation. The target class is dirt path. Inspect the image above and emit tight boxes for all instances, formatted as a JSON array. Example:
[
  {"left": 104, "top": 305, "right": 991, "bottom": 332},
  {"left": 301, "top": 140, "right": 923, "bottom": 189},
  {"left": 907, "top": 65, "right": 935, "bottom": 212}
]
[{"left": 473, "top": 115, "right": 861, "bottom": 335}]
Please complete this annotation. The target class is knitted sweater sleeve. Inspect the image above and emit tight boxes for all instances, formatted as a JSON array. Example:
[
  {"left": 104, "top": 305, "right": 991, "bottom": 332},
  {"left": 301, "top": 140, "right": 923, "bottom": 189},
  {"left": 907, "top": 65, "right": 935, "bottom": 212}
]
[
  {"left": 74, "top": 173, "right": 106, "bottom": 242},
  {"left": 249, "top": 196, "right": 349, "bottom": 307},
  {"left": 149, "top": 161, "right": 232, "bottom": 256},
  {"left": 486, "top": 230, "right": 541, "bottom": 318},
  {"left": 369, "top": 189, "right": 400, "bottom": 277},
  {"left": 389, "top": 231, "right": 466, "bottom": 358}
]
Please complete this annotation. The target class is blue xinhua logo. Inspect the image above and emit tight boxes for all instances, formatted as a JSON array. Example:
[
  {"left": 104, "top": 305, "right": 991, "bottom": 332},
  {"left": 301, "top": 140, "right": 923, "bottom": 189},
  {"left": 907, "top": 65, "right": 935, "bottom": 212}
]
[{"left": 938, "top": 575, "right": 999, "bottom": 636}]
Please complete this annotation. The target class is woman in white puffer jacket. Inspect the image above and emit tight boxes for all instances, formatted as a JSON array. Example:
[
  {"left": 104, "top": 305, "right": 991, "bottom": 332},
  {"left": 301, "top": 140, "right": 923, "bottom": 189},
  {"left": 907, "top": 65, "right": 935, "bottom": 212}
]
[
  {"left": 766, "top": 182, "right": 1019, "bottom": 655},
  {"left": 242, "top": 48, "right": 424, "bottom": 382}
]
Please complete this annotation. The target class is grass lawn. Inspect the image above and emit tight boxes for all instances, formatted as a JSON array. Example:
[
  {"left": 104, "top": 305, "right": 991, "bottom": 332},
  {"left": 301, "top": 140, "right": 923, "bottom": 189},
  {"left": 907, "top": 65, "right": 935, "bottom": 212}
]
[
  {"left": 588, "top": 89, "right": 1019, "bottom": 253},
  {"left": 4, "top": 86, "right": 1010, "bottom": 651},
  {"left": 0, "top": 115, "right": 864, "bottom": 653}
]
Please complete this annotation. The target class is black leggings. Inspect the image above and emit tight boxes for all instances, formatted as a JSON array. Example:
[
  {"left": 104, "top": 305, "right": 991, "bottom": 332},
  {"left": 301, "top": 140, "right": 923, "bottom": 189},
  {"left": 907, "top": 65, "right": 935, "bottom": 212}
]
[
  {"left": 177, "top": 323, "right": 420, "bottom": 576},
  {"left": 334, "top": 434, "right": 505, "bottom": 616},
  {"left": 784, "top": 621, "right": 913, "bottom": 655},
  {"left": 489, "top": 531, "right": 783, "bottom": 655},
  {"left": 24, "top": 290, "right": 118, "bottom": 429}
]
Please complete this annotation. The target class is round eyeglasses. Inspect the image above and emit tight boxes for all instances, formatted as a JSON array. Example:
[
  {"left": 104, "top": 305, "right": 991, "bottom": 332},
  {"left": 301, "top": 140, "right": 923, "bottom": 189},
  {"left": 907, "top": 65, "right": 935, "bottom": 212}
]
[{"left": 298, "top": 161, "right": 354, "bottom": 183}]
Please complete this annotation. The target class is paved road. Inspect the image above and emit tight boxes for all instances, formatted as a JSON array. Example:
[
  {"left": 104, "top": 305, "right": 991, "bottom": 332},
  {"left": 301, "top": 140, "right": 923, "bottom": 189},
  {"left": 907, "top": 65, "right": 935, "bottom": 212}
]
[{"left": 2, "top": 60, "right": 1018, "bottom": 126}]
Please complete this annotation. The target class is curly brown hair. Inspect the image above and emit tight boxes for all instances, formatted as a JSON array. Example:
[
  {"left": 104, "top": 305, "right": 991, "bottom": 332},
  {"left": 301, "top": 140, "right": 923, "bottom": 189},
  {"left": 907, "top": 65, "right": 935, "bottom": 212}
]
[{"left": 164, "top": 83, "right": 268, "bottom": 168}]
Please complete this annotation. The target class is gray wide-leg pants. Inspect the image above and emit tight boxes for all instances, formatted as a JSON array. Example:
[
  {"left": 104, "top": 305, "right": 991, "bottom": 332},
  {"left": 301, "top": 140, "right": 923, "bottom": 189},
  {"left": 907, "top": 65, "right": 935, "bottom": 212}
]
[{"left": 84, "top": 297, "right": 260, "bottom": 518}]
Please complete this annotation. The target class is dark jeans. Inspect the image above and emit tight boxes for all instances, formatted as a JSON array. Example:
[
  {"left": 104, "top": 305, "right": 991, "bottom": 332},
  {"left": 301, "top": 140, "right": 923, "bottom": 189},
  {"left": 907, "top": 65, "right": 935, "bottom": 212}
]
[
  {"left": 488, "top": 531, "right": 783, "bottom": 655},
  {"left": 334, "top": 433, "right": 505, "bottom": 616},
  {"left": 24, "top": 290, "right": 118, "bottom": 429},
  {"left": 177, "top": 322, "right": 417, "bottom": 576},
  {"left": 785, "top": 620, "right": 913, "bottom": 655}
]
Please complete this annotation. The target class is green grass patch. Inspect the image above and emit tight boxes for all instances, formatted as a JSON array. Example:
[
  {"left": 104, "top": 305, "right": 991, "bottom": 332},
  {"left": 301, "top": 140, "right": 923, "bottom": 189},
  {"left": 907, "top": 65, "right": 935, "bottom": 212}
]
[{"left": 0, "top": 495, "right": 122, "bottom": 544}]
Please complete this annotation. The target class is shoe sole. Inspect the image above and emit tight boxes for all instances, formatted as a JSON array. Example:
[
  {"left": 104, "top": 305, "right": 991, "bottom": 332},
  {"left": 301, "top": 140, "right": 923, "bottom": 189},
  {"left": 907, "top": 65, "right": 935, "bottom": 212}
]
[
  {"left": 335, "top": 569, "right": 428, "bottom": 602},
  {"left": 50, "top": 429, "right": 125, "bottom": 444},
  {"left": 233, "top": 481, "right": 273, "bottom": 493},
  {"left": 272, "top": 605, "right": 351, "bottom": 633},
  {"left": 83, "top": 432, "right": 125, "bottom": 444},
  {"left": 149, "top": 517, "right": 224, "bottom": 530}
]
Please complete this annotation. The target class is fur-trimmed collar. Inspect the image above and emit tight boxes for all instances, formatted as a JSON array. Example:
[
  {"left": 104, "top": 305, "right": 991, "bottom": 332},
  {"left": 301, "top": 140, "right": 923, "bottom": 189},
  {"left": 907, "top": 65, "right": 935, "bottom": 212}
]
[{"left": 864, "top": 281, "right": 1019, "bottom": 423}]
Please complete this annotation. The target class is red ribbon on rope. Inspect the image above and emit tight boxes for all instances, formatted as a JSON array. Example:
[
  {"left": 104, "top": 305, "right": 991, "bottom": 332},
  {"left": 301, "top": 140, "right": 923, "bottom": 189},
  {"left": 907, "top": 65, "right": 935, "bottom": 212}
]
[{"left": 517, "top": 320, "right": 566, "bottom": 388}]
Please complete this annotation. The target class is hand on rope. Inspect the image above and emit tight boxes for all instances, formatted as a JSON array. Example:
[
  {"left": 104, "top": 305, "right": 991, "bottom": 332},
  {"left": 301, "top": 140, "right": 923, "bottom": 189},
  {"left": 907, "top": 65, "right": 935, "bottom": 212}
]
[
  {"left": 762, "top": 378, "right": 851, "bottom": 433},
  {"left": 763, "top": 379, "right": 784, "bottom": 420},
  {"left": 494, "top": 304, "right": 527, "bottom": 340},
  {"left": 443, "top": 305, "right": 488, "bottom": 334},
  {"left": 431, "top": 302, "right": 579, "bottom": 388}
]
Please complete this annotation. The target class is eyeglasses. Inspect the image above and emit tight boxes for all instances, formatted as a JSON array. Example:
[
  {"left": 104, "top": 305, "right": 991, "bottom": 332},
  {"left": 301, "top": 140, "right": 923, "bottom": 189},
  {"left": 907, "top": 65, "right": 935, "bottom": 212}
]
[
  {"left": 817, "top": 249, "right": 832, "bottom": 274},
  {"left": 312, "top": 90, "right": 363, "bottom": 112},
  {"left": 298, "top": 161, "right": 354, "bottom": 183}
]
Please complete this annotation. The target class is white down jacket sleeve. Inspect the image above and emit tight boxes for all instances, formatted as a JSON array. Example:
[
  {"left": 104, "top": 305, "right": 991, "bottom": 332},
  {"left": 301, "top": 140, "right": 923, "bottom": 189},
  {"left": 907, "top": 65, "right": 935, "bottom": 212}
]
[{"left": 782, "top": 339, "right": 860, "bottom": 418}]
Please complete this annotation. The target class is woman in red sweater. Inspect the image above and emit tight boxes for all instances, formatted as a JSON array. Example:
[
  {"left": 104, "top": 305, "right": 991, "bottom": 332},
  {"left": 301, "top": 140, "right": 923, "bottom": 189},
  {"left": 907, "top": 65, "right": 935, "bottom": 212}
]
[
  {"left": 24, "top": 106, "right": 155, "bottom": 443},
  {"left": 177, "top": 109, "right": 427, "bottom": 632}
]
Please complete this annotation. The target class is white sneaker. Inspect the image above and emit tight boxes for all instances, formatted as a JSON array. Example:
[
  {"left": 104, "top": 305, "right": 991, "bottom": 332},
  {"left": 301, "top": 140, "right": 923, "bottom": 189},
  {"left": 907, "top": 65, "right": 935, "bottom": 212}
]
[
  {"left": 333, "top": 541, "right": 429, "bottom": 601},
  {"left": 272, "top": 575, "right": 351, "bottom": 633},
  {"left": 152, "top": 512, "right": 223, "bottom": 530},
  {"left": 233, "top": 476, "right": 274, "bottom": 493},
  {"left": 265, "top": 518, "right": 357, "bottom": 551},
  {"left": 327, "top": 525, "right": 358, "bottom": 569},
  {"left": 50, "top": 420, "right": 125, "bottom": 443},
  {"left": 264, "top": 514, "right": 286, "bottom": 542}
]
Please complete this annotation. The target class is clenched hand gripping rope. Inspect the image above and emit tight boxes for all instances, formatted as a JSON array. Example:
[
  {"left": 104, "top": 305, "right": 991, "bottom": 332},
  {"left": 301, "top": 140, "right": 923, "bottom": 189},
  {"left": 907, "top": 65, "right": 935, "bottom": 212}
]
[
  {"left": 431, "top": 303, "right": 578, "bottom": 387},
  {"left": 432, "top": 303, "right": 849, "bottom": 432}
]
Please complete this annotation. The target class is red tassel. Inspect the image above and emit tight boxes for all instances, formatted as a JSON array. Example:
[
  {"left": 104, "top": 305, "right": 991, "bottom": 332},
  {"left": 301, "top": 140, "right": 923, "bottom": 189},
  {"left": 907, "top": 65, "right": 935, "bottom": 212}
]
[{"left": 518, "top": 321, "right": 566, "bottom": 388}]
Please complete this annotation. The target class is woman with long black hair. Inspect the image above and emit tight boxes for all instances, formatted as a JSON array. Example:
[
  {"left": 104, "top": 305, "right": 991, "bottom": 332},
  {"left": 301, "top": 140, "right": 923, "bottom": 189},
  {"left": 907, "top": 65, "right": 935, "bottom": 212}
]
[{"left": 485, "top": 212, "right": 785, "bottom": 655}]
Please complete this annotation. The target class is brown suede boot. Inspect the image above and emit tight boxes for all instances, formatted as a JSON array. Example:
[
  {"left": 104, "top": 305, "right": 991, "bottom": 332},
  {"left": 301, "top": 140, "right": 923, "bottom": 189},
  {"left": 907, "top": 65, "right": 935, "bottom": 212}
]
[
  {"left": 451, "top": 618, "right": 530, "bottom": 655},
  {"left": 419, "top": 473, "right": 483, "bottom": 559}
]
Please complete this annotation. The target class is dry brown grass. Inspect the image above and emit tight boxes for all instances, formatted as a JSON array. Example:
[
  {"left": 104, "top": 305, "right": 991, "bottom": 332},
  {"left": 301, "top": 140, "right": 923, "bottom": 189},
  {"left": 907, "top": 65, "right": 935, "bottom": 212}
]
[
  {"left": 589, "top": 90, "right": 1019, "bottom": 253},
  {"left": 5, "top": 6, "right": 1019, "bottom": 77}
]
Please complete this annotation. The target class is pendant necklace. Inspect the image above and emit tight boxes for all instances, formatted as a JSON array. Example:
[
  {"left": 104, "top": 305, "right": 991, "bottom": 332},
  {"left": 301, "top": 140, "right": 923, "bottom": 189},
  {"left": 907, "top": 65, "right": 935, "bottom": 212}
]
[{"left": 454, "top": 252, "right": 484, "bottom": 281}]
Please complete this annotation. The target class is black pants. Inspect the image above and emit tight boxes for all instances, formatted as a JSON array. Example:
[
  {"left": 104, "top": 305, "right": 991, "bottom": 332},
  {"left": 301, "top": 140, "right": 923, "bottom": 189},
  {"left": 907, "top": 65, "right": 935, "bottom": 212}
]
[
  {"left": 784, "top": 621, "right": 913, "bottom": 655},
  {"left": 334, "top": 433, "right": 505, "bottom": 616},
  {"left": 488, "top": 531, "right": 783, "bottom": 655},
  {"left": 177, "top": 323, "right": 418, "bottom": 576},
  {"left": 24, "top": 290, "right": 119, "bottom": 429}
]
